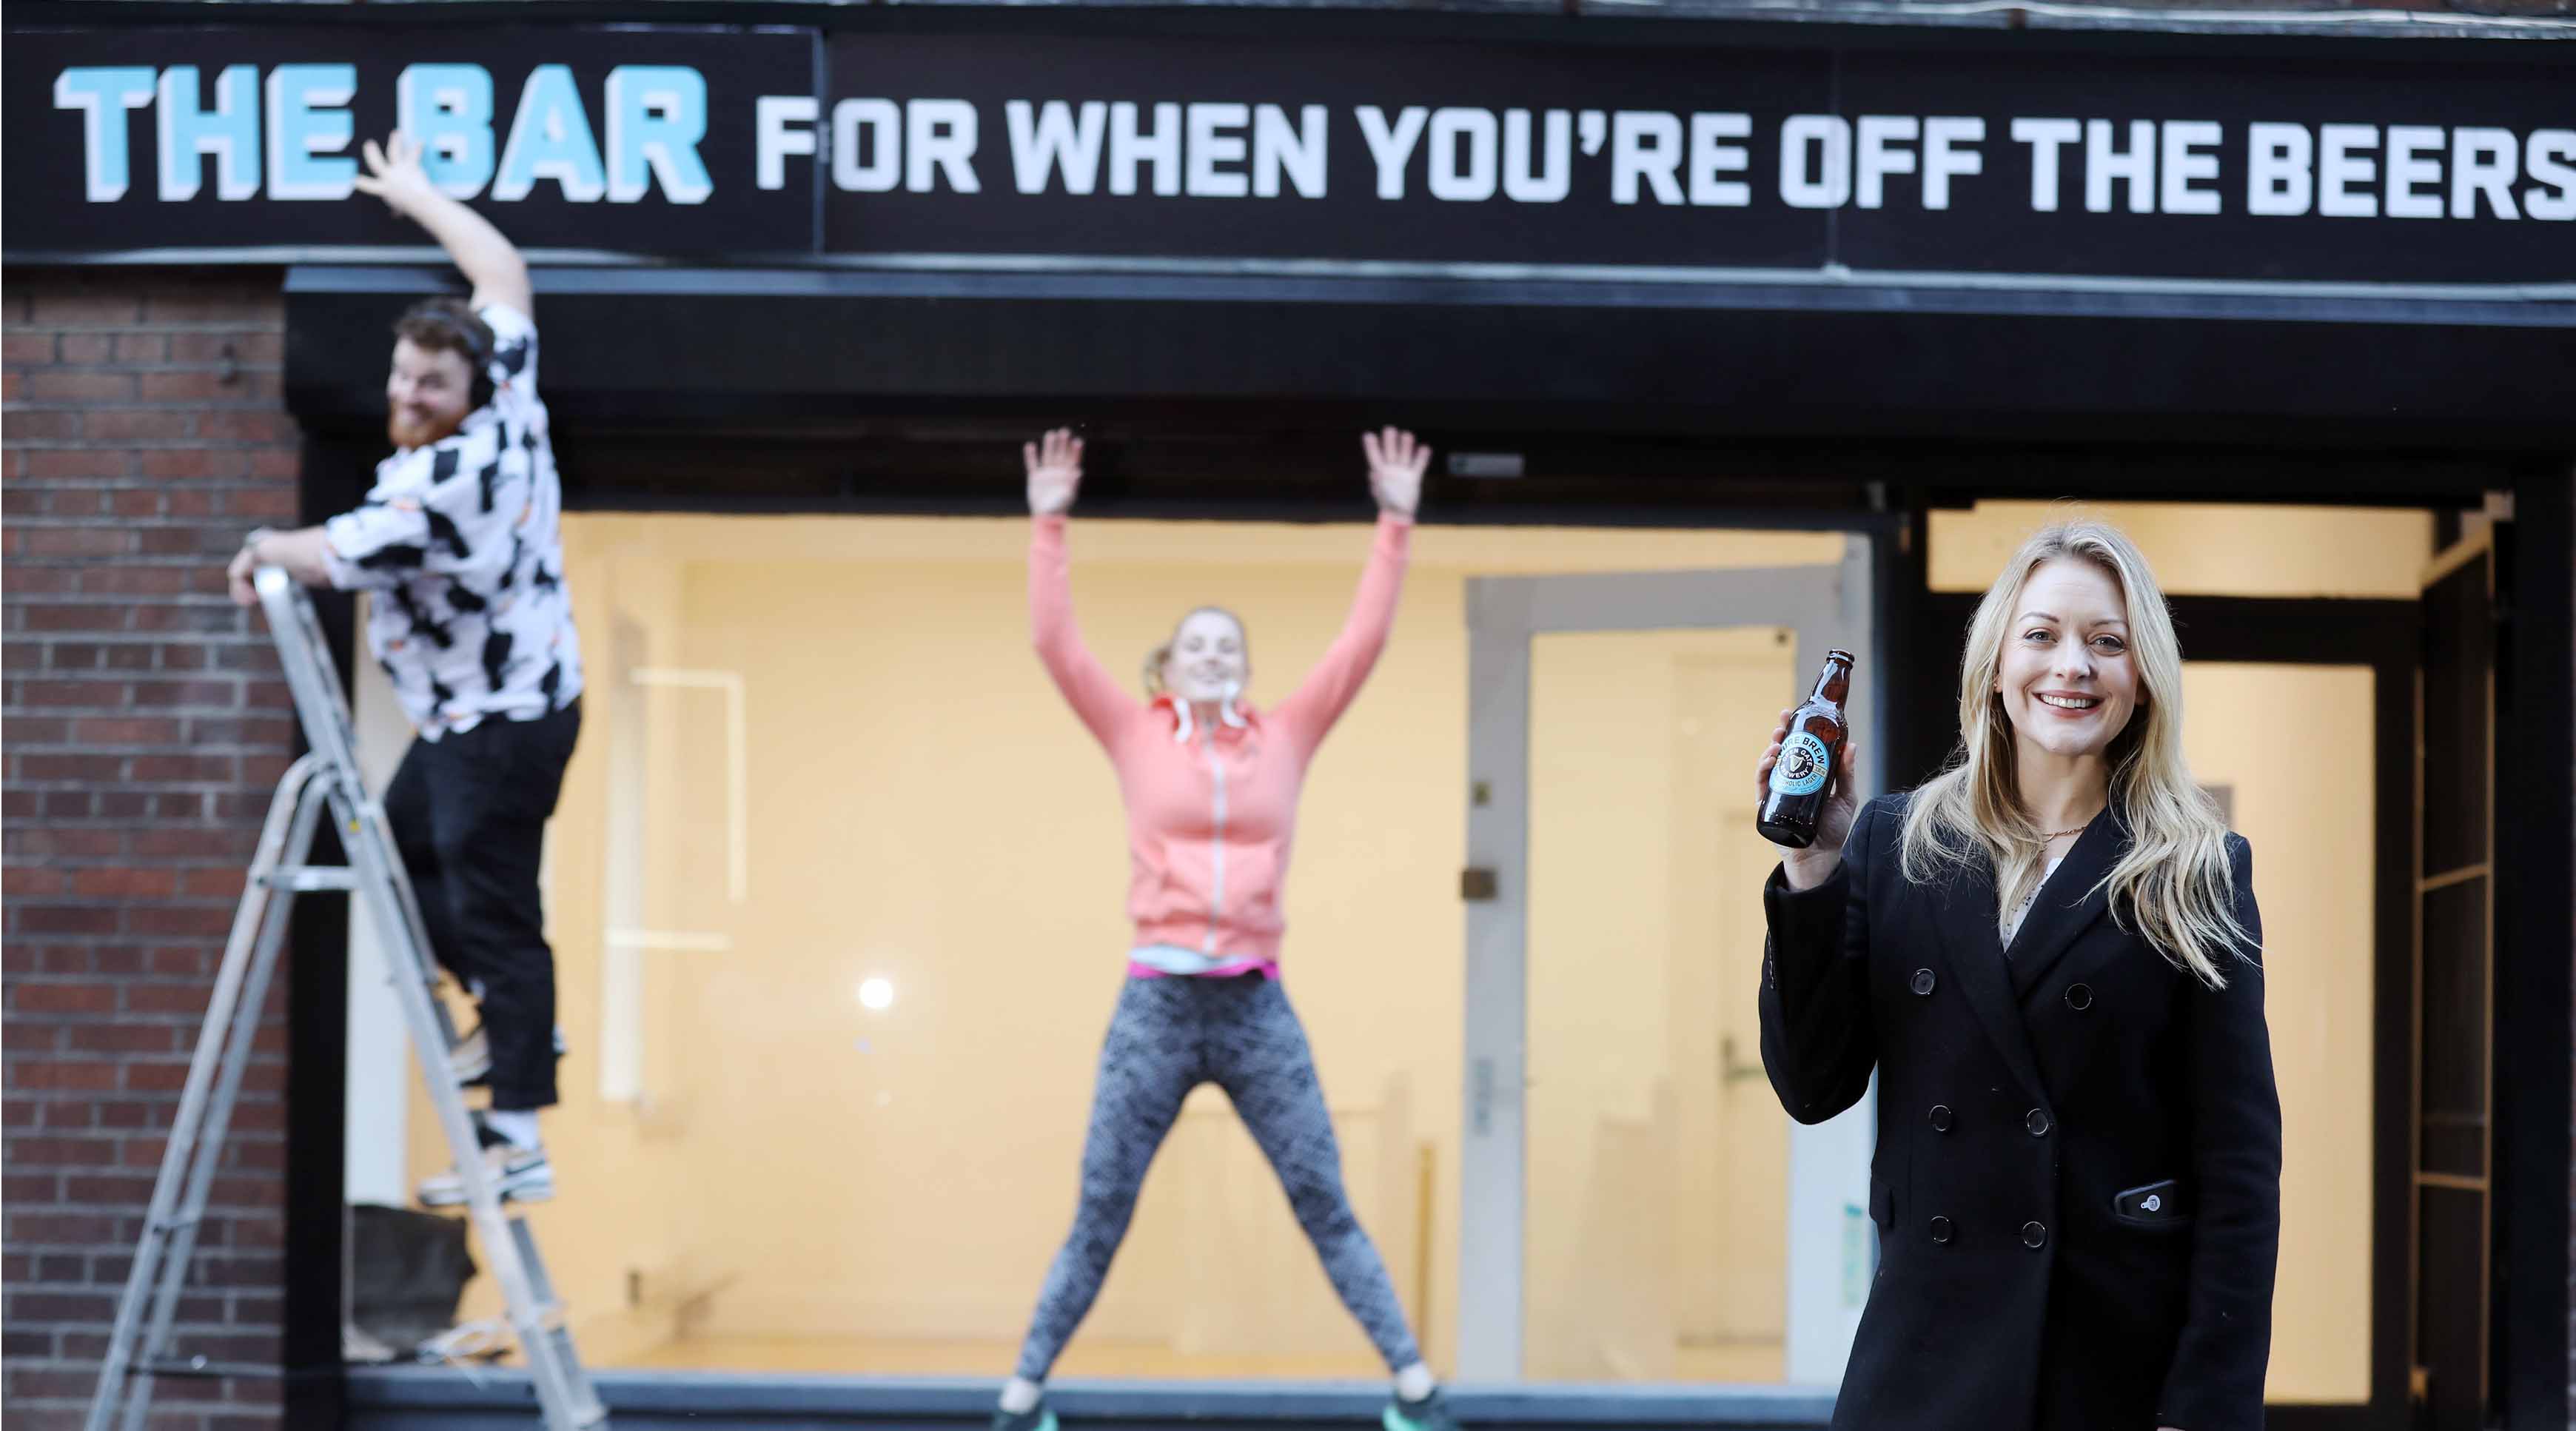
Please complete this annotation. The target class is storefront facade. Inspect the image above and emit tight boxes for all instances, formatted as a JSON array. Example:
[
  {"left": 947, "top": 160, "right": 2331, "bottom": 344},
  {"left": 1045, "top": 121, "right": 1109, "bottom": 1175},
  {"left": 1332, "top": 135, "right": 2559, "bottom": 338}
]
[{"left": 4, "top": 4, "right": 2571, "bottom": 1430}]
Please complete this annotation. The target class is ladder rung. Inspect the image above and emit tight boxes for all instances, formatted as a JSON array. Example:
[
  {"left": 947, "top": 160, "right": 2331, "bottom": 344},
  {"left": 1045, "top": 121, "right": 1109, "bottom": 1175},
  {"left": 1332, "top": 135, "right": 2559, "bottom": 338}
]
[
  {"left": 261, "top": 868, "right": 358, "bottom": 892},
  {"left": 135, "top": 1357, "right": 283, "bottom": 1380},
  {"left": 512, "top": 1301, "right": 571, "bottom": 1333}
]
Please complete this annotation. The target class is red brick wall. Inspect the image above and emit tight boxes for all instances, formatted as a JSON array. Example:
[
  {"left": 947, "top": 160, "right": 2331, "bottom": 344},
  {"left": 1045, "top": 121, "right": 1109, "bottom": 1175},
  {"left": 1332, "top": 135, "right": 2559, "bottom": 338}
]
[{"left": 4, "top": 269, "right": 300, "bottom": 1431}]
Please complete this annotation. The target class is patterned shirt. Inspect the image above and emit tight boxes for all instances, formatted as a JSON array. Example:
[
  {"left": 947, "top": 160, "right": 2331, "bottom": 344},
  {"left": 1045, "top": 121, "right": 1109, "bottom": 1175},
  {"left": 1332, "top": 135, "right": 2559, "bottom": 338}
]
[{"left": 323, "top": 302, "right": 584, "bottom": 740}]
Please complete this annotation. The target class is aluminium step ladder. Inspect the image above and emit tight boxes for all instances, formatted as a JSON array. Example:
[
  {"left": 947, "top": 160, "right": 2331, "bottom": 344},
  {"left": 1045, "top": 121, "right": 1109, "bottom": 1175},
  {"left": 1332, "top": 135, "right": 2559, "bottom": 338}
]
[{"left": 87, "top": 565, "right": 606, "bottom": 1431}]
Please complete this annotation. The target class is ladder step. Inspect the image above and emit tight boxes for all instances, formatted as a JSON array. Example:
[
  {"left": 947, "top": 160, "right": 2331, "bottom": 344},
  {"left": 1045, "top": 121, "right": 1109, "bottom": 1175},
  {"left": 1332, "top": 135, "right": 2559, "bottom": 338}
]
[
  {"left": 511, "top": 1301, "right": 571, "bottom": 1333},
  {"left": 260, "top": 868, "right": 358, "bottom": 892},
  {"left": 136, "top": 1357, "right": 283, "bottom": 1380}
]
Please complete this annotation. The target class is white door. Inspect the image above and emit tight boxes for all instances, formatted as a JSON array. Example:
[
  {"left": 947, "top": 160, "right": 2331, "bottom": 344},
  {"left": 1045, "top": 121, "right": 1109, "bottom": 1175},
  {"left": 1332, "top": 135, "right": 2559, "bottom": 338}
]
[{"left": 1458, "top": 538, "right": 1878, "bottom": 1387}]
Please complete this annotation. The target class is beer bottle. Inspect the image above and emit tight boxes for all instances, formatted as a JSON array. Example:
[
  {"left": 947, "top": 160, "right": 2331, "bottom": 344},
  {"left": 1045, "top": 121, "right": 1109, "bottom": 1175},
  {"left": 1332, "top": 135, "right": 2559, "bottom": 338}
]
[{"left": 1759, "top": 649, "right": 1854, "bottom": 849}]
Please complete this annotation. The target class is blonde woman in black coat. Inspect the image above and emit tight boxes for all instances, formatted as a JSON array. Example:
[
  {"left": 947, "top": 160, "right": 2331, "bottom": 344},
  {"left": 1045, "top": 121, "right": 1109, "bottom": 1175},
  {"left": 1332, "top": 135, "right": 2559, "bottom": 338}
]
[{"left": 1757, "top": 520, "right": 2281, "bottom": 1431}]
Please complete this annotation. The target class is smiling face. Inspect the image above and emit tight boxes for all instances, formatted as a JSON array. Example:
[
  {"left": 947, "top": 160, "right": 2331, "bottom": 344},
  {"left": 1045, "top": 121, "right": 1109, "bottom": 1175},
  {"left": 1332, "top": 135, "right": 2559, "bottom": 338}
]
[
  {"left": 1993, "top": 555, "right": 2141, "bottom": 764},
  {"left": 385, "top": 338, "right": 475, "bottom": 451},
  {"left": 1162, "top": 608, "right": 1249, "bottom": 705}
]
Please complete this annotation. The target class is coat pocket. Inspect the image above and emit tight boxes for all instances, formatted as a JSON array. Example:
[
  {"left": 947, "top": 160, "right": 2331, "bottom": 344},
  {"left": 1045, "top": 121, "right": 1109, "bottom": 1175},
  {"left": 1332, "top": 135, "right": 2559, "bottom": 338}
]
[
  {"left": 1868, "top": 1174, "right": 1894, "bottom": 1233},
  {"left": 2110, "top": 1177, "right": 2193, "bottom": 1230}
]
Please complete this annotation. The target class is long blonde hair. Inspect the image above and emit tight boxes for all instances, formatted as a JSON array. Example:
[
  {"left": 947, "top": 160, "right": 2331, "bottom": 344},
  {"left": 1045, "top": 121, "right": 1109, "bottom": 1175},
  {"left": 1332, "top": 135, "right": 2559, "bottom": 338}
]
[{"left": 1897, "top": 520, "right": 2255, "bottom": 989}]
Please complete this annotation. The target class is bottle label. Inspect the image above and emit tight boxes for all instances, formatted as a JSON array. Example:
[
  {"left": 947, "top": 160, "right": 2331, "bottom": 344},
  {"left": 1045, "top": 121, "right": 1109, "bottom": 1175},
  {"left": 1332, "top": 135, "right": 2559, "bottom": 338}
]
[{"left": 1771, "top": 730, "right": 1834, "bottom": 797}]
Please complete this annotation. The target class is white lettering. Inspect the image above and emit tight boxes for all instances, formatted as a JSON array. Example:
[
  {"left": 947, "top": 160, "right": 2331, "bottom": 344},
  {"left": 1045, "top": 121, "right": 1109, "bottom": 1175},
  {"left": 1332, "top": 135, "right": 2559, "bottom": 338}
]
[
  {"left": 1689, "top": 112, "right": 1751, "bottom": 207},
  {"left": 756, "top": 95, "right": 817, "bottom": 192},
  {"left": 2318, "top": 123, "right": 2378, "bottom": 218},
  {"left": 833, "top": 98, "right": 901, "bottom": 193},
  {"left": 1855, "top": 115, "right": 1918, "bottom": 210},
  {"left": 1252, "top": 104, "right": 1326, "bottom": 198},
  {"left": 2451, "top": 127, "right": 2518, "bottom": 221},
  {"left": 1427, "top": 107, "right": 1498, "bottom": 201},
  {"left": 2159, "top": 120, "right": 2221, "bottom": 216},
  {"left": 2247, "top": 122, "right": 2313, "bottom": 217},
  {"left": 1921, "top": 116, "right": 1983, "bottom": 211},
  {"left": 1109, "top": 101, "right": 1179, "bottom": 197},
  {"left": 905, "top": 98, "right": 979, "bottom": 195},
  {"left": 1503, "top": 109, "right": 1571, "bottom": 204},
  {"left": 1186, "top": 102, "right": 1250, "bottom": 198},
  {"left": 2527, "top": 130, "right": 2576, "bottom": 221},
  {"left": 1355, "top": 106, "right": 1427, "bottom": 200},
  {"left": 1006, "top": 100, "right": 1107, "bottom": 195},
  {"left": 2010, "top": 117, "right": 2081, "bottom": 212},
  {"left": 1780, "top": 114, "right": 1851, "bottom": 210},
  {"left": 2383, "top": 126, "right": 2443, "bottom": 219},
  {"left": 1611, "top": 110, "right": 1683, "bottom": 205},
  {"left": 2085, "top": 118, "right": 2154, "bottom": 215}
]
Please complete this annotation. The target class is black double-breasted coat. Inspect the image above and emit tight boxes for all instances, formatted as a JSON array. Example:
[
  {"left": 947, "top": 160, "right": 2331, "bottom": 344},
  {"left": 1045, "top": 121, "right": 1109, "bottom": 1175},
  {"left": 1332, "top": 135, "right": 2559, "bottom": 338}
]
[{"left": 1760, "top": 794, "right": 2281, "bottom": 1431}]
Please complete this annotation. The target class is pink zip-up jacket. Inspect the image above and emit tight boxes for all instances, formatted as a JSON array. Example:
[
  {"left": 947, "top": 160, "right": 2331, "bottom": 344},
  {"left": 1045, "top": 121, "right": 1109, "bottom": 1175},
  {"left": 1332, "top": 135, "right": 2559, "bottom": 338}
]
[{"left": 1030, "top": 511, "right": 1412, "bottom": 975}]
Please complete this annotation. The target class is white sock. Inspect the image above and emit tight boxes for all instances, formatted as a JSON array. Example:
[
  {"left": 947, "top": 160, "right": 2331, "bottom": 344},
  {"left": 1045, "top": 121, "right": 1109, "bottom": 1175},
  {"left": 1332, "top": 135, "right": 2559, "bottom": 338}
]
[
  {"left": 999, "top": 1377, "right": 1043, "bottom": 1414},
  {"left": 483, "top": 1109, "right": 541, "bottom": 1150},
  {"left": 1394, "top": 1363, "right": 1435, "bottom": 1402}
]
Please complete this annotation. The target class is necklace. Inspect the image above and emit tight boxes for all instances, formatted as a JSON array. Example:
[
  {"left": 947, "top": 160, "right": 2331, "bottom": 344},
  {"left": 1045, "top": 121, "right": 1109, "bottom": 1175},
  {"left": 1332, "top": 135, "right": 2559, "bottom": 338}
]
[{"left": 2040, "top": 825, "right": 2088, "bottom": 840}]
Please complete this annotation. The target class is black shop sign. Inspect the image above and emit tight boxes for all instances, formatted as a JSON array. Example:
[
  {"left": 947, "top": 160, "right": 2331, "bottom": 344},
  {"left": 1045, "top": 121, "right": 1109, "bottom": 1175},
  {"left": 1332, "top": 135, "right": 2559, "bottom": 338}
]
[{"left": 7, "top": 21, "right": 2570, "bottom": 284}]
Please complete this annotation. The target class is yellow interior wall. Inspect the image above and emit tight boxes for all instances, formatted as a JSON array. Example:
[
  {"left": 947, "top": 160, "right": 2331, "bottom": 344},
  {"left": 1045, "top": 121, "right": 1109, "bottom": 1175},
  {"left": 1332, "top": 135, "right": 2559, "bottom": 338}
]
[{"left": 1930, "top": 501, "right": 2435, "bottom": 597}]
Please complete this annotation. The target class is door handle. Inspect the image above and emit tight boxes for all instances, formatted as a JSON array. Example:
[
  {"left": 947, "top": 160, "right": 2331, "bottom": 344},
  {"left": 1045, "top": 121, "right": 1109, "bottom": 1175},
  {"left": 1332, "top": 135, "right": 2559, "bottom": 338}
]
[{"left": 1460, "top": 867, "right": 1498, "bottom": 902}]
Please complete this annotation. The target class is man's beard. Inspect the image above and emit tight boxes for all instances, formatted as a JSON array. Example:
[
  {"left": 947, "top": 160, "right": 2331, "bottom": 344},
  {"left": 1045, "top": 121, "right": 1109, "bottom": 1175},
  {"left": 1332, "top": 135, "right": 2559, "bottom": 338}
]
[{"left": 387, "top": 409, "right": 465, "bottom": 451}]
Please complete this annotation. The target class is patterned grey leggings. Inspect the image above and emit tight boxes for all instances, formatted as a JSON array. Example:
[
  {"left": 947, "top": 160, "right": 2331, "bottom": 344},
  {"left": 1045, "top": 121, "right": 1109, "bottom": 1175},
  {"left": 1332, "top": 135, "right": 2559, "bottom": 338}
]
[{"left": 1013, "top": 973, "right": 1422, "bottom": 1380}]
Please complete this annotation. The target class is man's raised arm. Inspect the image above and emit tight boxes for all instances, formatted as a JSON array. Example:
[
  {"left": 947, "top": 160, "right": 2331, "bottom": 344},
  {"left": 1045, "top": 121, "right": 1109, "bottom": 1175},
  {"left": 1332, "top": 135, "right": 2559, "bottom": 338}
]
[{"left": 354, "top": 132, "right": 533, "bottom": 317}]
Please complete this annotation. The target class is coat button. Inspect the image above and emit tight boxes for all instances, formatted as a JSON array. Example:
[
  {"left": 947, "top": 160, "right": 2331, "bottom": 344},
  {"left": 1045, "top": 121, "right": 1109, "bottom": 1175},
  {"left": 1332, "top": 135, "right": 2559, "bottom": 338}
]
[
  {"left": 1929, "top": 1216, "right": 1953, "bottom": 1244},
  {"left": 2065, "top": 983, "right": 2093, "bottom": 1011},
  {"left": 1910, "top": 968, "right": 1936, "bottom": 996},
  {"left": 1929, "top": 1104, "right": 1953, "bottom": 1133},
  {"left": 2022, "top": 1220, "right": 2047, "bottom": 1249},
  {"left": 2025, "top": 1109, "right": 2050, "bottom": 1137}
]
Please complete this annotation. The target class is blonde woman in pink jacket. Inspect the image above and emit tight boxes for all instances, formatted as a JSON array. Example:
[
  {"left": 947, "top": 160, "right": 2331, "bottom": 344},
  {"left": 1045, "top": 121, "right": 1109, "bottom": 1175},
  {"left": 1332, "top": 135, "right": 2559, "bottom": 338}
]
[{"left": 996, "top": 428, "right": 1452, "bottom": 1431}]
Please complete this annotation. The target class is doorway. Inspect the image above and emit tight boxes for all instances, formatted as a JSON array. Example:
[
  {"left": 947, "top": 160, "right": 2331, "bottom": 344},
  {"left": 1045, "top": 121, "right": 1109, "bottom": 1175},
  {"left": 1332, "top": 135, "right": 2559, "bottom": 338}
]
[{"left": 1458, "top": 537, "right": 1879, "bottom": 1386}]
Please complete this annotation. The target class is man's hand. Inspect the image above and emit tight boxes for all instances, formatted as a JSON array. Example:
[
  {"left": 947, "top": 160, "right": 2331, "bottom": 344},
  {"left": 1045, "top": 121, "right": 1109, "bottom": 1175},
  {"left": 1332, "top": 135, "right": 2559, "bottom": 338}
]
[
  {"left": 353, "top": 133, "right": 440, "bottom": 222},
  {"left": 352, "top": 130, "right": 534, "bottom": 317},
  {"left": 229, "top": 527, "right": 338, "bottom": 607},
  {"left": 226, "top": 538, "right": 265, "bottom": 609}
]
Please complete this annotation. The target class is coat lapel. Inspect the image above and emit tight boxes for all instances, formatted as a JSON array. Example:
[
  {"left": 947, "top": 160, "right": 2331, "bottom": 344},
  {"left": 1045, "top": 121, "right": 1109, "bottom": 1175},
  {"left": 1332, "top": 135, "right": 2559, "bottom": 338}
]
[
  {"left": 2004, "top": 811, "right": 2125, "bottom": 1000},
  {"left": 1926, "top": 854, "right": 2051, "bottom": 1110}
]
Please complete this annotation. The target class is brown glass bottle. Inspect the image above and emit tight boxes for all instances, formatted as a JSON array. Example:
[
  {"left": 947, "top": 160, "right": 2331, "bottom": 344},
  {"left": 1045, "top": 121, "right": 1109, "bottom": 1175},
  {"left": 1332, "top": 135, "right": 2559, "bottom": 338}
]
[{"left": 1758, "top": 650, "right": 1854, "bottom": 849}]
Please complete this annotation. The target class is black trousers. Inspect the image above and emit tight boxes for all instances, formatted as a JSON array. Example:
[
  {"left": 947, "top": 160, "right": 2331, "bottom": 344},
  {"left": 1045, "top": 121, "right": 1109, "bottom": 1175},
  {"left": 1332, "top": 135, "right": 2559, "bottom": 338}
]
[{"left": 381, "top": 701, "right": 581, "bottom": 1112}]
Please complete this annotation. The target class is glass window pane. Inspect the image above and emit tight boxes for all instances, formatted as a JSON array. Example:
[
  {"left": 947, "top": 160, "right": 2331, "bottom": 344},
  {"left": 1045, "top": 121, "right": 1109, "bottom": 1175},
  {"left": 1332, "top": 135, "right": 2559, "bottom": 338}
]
[
  {"left": 1526, "top": 626, "right": 1799, "bottom": 1382},
  {"left": 2179, "top": 662, "right": 2375, "bottom": 1404},
  {"left": 2419, "top": 878, "right": 2488, "bottom": 1178},
  {"left": 379, "top": 515, "right": 1842, "bottom": 1378},
  {"left": 2421, "top": 556, "right": 2490, "bottom": 877}
]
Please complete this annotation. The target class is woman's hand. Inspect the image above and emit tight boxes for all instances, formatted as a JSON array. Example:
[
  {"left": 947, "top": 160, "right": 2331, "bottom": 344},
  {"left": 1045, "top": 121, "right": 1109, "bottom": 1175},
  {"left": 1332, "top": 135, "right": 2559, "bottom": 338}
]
[
  {"left": 1362, "top": 426, "right": 1430, "bottom": 517},
  {"left": 1758, "top": 706, "right": 1862, "bottom": 889},
  {"left": 353, "top": 132, "right": 441, "bottom": 222},
  {"left": 1025, "top": 427, "right": 1084, "bottom": 516}
]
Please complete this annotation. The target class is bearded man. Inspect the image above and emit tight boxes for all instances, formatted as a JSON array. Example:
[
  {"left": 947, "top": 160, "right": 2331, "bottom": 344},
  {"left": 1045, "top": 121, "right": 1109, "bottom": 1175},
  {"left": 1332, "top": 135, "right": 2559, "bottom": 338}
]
[{"left": 229, "top": 132, "right": 581, "bottom": 1207}]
